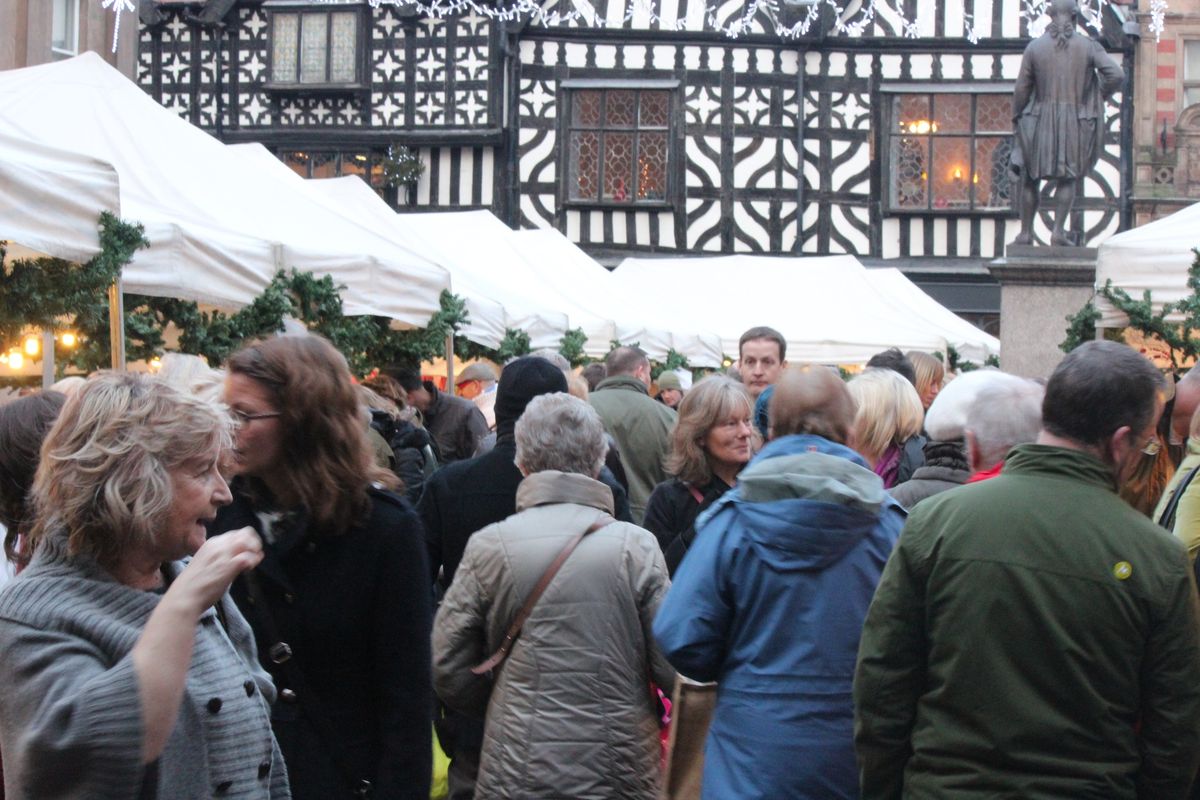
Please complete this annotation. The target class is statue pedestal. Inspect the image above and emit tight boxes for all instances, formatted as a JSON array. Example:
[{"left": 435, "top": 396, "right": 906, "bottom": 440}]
[{"left": 987, "top": 245, "right": 1097, "bottom": 379}]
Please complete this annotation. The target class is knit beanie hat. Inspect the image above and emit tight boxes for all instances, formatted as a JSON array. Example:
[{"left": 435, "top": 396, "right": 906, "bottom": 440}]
[
  {"left": 656, "top": 372, "right": 682, "bottom": 392},
  {"left": 495, "top": 356, "right": 569, "bottom": 439}
]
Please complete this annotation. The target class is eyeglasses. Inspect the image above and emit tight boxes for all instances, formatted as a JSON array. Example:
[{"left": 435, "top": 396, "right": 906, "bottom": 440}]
[
  {"left": 232, "top": 409, "right": 282, "bottom": 425},
  {"left": 1142, "top": 437, "right": 1162, "bottom": 456}
]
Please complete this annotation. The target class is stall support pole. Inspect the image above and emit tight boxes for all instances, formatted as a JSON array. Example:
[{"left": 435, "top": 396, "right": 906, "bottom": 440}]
[{"left": 108, "top": 279, "right": 126, "bottom": 370}]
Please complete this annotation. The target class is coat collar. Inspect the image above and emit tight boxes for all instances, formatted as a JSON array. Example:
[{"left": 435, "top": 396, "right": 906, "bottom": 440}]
[
  {"left": 1002, "top": 443, "right": 1117, "bottom": 492},
  {"left": 594, "top": 374, "right": 650, "bottom": 396},
  {"left": 515, "top": 470, "right": 615, "bottom": 515}
]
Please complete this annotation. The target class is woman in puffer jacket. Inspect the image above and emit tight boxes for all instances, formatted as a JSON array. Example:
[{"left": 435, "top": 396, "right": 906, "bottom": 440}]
[{"left": 432, "top": 393, "right": 675, "bottom": 800}]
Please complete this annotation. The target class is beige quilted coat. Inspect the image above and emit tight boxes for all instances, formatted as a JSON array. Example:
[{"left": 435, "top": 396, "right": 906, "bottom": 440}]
[{"left": 432, "top": 470, "right": 675, "bottom": 799}]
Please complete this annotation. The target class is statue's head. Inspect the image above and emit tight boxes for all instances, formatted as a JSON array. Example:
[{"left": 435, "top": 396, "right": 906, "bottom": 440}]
[{"left": 1047, "top": 0, "right": 1078, "bottom": 28}]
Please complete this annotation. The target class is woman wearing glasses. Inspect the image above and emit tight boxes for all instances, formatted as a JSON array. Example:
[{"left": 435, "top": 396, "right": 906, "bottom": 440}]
[{"left": 215, "top": 335, "right": 433, "bottom": 800}]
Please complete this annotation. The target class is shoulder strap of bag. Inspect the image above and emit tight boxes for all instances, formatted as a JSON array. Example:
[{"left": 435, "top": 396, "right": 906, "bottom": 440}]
[
  {"left": 1160, "top": 465, "right": 1200, "bottom": 532},
  {"left": 472, "top": 515, "right": 615, "bottom": 675},
  {"left": 242, "top": 570, "right": 374, "bottom": 798}
]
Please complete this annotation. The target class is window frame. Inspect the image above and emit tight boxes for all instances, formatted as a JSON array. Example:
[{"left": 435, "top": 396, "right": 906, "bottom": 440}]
[
  {"left": 50, "top": 0, "right": 80, "bottom": 60},
  {"left": 880, "top": 82, "right": 1017, "bottom": 218},
  {"left": 264, "top": 1, "right": 368, "bottom": 93},
  {"left": 1183, "top": 40, "right": 1200, "bottom": 110},
  {"left": 559, "top": 79, "right": 681, "bottom": 211}
]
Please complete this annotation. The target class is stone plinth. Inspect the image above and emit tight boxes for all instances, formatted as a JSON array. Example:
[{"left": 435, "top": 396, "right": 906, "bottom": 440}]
[{"left": 987, "top": 245, "right": 1097, "bottom": 380}]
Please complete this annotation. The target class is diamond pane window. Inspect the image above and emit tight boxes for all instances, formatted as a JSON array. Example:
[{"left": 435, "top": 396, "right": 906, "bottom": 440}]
[
  {"left": 269, "top": 7, "right": 361, "bottom": 86},
  {"left": 271, "top": 14, "right": 299, "bottom": 82},
  {"left": 566, "top": 88, "right": 673, "bottom": 205},
  {"left": 887, "top": 91, "right": 1013, "bottom": 213}
]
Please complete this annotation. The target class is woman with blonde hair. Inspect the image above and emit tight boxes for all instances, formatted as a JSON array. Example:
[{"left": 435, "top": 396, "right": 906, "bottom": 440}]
[
  {"left": 215, "top": 334, "right": 432, "bottom": 800},
  {"left": 643, "top": 375, "right": 758, "bottom": 574},
  {"left": 0, "top": 373, "right": 288, "bottom": 798},
  {"left": 847, "top": 368, "right": 925, "bottom": 488},
  {"left": 906, "top": 351, "right": 945, "bottom": 411}
]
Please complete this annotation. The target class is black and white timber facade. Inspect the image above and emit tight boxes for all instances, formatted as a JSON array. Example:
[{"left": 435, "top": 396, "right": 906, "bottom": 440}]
[{"left": 137, "top": 0, "right": 1136, "bottom": 328}]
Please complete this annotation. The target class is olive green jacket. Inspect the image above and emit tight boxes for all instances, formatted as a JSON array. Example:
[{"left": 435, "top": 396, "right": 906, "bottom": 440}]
[
  {"left": 855, "top": 444, "right": 1200, "bottom": 800},
  {"left": 588, "top": 375, "right": 677, "bottom": 522}
]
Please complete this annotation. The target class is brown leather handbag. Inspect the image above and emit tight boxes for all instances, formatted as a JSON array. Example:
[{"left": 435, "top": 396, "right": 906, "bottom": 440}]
[{"left": 662, "top": 677, "right": 718, "bottom": 800}]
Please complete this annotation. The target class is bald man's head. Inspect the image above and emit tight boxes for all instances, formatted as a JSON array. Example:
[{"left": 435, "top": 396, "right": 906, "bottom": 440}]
[{"left": 769, "top": 366, "right": 857, "bottom": 445}]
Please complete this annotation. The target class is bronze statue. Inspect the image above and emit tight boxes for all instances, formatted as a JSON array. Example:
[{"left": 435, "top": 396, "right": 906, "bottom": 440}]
[{"left": 1010, "top": 0, "right": 1123, "bottom": 247}]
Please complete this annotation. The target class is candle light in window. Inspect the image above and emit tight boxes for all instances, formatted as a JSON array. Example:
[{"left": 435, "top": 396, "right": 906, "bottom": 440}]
[
  {"left": 973, "top": 172, "right": 980, "bottom": 184},
  {"left": 952, "top": 167, "right": 964, "bottom": 182}
]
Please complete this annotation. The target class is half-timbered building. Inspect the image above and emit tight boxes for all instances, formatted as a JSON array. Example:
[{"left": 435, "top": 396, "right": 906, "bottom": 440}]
[{"left": 137, "top": 0, "right": 1137, "bottom": 336}]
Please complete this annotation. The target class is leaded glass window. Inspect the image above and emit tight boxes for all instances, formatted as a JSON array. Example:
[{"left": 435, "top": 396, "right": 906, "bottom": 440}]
[
  {"left": 270, "top": 8, "right": 360, "bottom": 86},
  {"left": 566, "top": 88, "right": 673, "bottom": 205},
  {"left": 886, "top": 90, "right": 1013, "bottom": 213}
]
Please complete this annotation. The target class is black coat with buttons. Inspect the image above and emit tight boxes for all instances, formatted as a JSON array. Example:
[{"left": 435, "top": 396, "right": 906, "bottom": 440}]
[{"left": 210, "top": 480, "right": 433, "bottom": 800}]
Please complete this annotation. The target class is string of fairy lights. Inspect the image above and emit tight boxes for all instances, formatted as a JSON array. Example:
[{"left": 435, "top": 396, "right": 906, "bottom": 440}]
[{"left": 100, "top": 0, "right": 1165, "bottom": 52}]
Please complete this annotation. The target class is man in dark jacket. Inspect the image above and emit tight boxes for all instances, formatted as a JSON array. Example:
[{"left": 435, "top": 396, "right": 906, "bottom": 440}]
[
  {"left": 589, "top": 346, "right": 676, "bottom": 521},
  {"left": 418, "top": 355, "right": 631, "bottom": 800},
  {"left": 388, "top": 367, "right": 488, "bottom": 464},
  {"left": 855, "top": 341, "right": 1200, "bottom": 799}
]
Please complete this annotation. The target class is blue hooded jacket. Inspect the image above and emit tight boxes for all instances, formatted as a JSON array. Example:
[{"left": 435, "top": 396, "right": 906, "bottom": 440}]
[{"left": 654, "top": 434, "right": 904, "bottom": 800}]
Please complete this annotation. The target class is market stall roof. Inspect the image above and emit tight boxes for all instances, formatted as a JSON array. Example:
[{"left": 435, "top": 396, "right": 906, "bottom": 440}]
[
  {"left": 389, "top": 210, "right": 616, "bottom": 352},
  {"left": 226, "top": 144, "right": 510, "bottom": 349},
  {"left": 612, "top": 254, "right": 953, "bottom": 365},
  {"left": 863, "top": 268, "right": 999, "bottom": 363},
  {"left": 509, "top": 229, "right": 725, "bottom": 367},
  {"left": 0, "top": 131, "right": 120, "bottom": 264},
  {"left": 0, "top": 53, "right": 450, "bottom": 324},
  {"left": 1095, "top": 202, "right": 1200, "bottom": 327}
]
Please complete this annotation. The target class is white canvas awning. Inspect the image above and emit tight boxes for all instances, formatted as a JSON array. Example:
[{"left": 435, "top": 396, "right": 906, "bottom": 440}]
[
  {"left": 1095, "top": 202, "right": 1200, "bottom": 327},
  {"left": 509, "top": 229, "right": 725, "bottom": 367},
  {"left": 613, "top": 255, "right": 954, "bottom": 365},
  {"left": 863, "top": 268, "right": 999, "bottom": 363},
  {"left": 0, "top": 53, "right": 450, "bottom": 325},
  {"left": 0, "top": 131, "right": 120, "bottom": 263}
]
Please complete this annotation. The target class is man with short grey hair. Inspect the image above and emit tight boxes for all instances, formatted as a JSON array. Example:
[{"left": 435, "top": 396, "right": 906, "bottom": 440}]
[
  {"left": 963, "top": 374, "right": 1045, "bottom": 482},
  {"left": 856, "top": 341, "right": 1200, "bottom": 799},
  {"left": 589, "top": 346, "right": 676, "bottom": 521}
]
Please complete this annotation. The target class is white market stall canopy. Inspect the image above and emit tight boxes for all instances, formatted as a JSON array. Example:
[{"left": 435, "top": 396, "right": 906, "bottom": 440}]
[
  {"left": 0, "top": 53, "right": 450, "bottom": 326},
  {"left": 0, "top": 131, "right": 120, "bottom": 264},
  {"left": 612, "top": 255, "right": 972, "bottom": 365},
  {"left": 226, "top": 144, "right": 508, "bottom": 349},
  {"left": 1095, "top": 202, "right": 1200, "bottom": 327},
  {"left": 863, "top": 269, "right": 1000, "bottom": 363},
  {"left": 509, "top": 229, "right": 725, "bottom": 367}
]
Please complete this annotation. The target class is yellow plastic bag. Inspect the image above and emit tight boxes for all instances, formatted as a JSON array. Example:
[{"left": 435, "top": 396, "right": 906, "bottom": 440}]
[{"left": 430, "top": 724, "right": 451, "bottom": 800}]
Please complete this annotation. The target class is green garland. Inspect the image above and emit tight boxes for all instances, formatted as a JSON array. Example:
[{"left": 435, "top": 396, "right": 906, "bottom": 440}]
[{"left": 1061, "top": 247, "right": 1200, "bottom": 367}]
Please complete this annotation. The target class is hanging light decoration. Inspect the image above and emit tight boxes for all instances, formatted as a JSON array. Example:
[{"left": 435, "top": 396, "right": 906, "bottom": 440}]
[
  {"left": 60, "top": 331, "right": 78, "bottom": 348},
  {"left": 8, "top": 351, "right": 24, "bottom": 370},
  {"left": 23, "top": 336, "right": 39, "bottom": 357}
]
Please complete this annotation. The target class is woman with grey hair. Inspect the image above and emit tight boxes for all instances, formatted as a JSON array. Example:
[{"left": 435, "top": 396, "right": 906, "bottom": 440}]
[
  {"left": 432, "top": 392, "right": 675, "bottom": 800},
  {"left": 0, "top": 372, "right": 288, "bottom": 799}
]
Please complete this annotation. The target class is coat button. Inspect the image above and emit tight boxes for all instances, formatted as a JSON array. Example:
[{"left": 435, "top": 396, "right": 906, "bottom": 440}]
[
  {"left": 206, "top": 697, "right": 223, "bottom": 714},
  {"left": 215, "top": 780, "right": 233, "bottom": 794},
  {"left": 244, "top": 680, "right": 256, "bottom": 697},
  {"left": 280, "top": 689, "right": 298, "bottom": 703},
  {"left": 283, "top": 593, "right": 295, "bottom": 604},
  {"left": 258, "top": 761, "right": 271, "bottom": 779}
]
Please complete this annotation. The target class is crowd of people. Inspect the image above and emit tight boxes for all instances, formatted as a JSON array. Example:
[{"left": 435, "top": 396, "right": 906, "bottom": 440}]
[{"left": 0, "top": 327, "right": 1199, "bottom": 800}]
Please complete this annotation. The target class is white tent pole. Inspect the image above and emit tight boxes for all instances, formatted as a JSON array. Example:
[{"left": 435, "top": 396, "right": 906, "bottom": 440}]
[
  {"left": 445, "top": 333, "right": 455, "bottom": 390},
  {"left": 108, "top": 278, "right": 126, "bottom": 370}
]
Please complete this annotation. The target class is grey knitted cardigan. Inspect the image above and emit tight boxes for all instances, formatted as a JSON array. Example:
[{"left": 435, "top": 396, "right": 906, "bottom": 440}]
[{"left": 0, "top": 533, "right": 290, "bottom": 800}]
